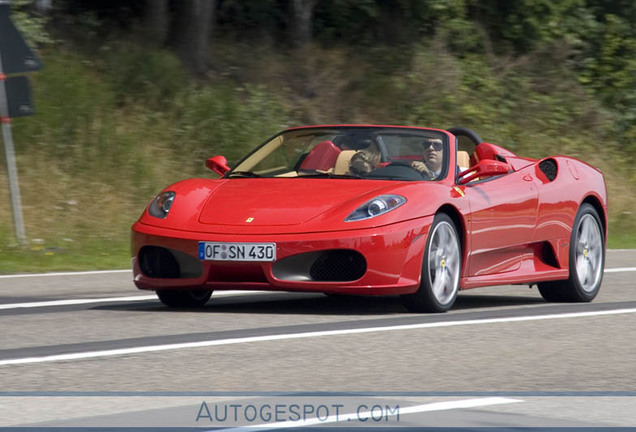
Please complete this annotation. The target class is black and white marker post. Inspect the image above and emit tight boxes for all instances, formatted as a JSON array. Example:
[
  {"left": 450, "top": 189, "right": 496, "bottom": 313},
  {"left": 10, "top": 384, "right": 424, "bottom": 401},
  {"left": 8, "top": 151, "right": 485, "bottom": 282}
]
[{"left": 0, "top": 0, "right": 43, "bottom": 245}]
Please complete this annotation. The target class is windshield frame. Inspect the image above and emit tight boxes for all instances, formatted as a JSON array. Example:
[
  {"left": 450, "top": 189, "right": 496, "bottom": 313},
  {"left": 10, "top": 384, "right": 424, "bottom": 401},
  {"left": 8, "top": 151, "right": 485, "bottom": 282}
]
[{"left": 227, "top": 125, "right": 452, "bottom": 181}]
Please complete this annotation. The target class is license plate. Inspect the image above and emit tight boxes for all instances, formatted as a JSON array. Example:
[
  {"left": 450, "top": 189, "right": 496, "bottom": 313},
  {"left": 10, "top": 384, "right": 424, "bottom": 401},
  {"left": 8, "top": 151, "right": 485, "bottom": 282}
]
[{"left": 198, "top": 242, "right": 276, "bottom": 262}]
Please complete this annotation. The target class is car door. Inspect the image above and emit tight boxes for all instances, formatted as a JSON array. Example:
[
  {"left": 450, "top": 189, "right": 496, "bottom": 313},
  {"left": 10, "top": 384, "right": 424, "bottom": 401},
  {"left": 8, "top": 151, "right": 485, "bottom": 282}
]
[{"left": 463, "top": 170, "right": 538, "bottom": 277}]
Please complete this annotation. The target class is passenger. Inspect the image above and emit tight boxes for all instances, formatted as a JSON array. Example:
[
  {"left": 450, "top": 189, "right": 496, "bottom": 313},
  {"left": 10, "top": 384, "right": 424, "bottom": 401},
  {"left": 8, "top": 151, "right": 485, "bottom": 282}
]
[
  {"left": 411, "top": 138, "right": 444, "bottom": 179},
  {"left": 349, "top": 150, "right": 381, "bottom": 176}
]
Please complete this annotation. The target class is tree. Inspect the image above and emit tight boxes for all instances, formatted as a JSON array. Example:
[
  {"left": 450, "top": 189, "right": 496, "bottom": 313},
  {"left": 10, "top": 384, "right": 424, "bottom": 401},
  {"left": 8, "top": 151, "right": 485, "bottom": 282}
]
[
  {"left": 290, "top": 0, "right": 317, "bottom": 46},
  {"left": 145, "top": 0, "right": 169, "bottom": 46},
  {"left": 174, "top": 0, "right": 216, "bottom": 74}
]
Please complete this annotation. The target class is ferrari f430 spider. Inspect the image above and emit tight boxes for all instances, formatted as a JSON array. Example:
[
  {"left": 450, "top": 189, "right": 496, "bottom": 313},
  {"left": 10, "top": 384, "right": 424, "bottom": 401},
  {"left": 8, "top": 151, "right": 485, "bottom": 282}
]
[{"left": 131, "top": 125, "right": 607, "bottom": 312}]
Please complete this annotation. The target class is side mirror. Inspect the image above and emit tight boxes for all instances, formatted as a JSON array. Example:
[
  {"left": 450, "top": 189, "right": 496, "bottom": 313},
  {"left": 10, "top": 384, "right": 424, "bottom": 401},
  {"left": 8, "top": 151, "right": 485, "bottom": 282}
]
[
  {"left": 205, "top": 156, "right": 230, "bottom": 176},
  {"left": 458, "top": 160, "right": 510, "bottom": 184}
]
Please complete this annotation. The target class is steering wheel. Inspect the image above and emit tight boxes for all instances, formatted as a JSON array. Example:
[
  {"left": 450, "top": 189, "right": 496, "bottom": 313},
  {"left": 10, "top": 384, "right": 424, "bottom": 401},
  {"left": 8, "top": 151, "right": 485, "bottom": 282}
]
[{"left": 366, "top": 161, "right": 431, "bottom": 181}]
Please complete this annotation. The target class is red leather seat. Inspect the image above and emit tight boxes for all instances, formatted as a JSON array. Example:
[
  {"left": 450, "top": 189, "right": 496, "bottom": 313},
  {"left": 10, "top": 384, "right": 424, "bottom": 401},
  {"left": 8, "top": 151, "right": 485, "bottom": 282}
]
[{"left": 299, "top": 140, "right": 341, "bottom": 171}]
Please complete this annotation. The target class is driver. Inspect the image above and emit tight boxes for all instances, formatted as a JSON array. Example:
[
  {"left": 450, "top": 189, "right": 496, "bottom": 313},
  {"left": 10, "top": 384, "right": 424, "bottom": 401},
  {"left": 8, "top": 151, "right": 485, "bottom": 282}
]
[{"left": 411, "top": 138, "right": 444, "bottom": 179}]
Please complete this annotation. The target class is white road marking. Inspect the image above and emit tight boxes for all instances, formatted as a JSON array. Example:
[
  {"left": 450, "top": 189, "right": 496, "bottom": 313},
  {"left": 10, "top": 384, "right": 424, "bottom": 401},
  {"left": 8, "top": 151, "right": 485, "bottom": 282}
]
[
  {"left": 1, "top": 307, "right": 635, "bottom": 367},
  {"left": 0, "top": 264, "right": 633, "bottom": 280},
  {"left": 0, "top": 291, "right": 267, "bottom": 310},
  {"left": 604, "top": 267, "right": 636, "bottom": 273},
  {"left": 0, "top": 270, "right": 131, "bottom": 279},
  {"left": 0, "top": 265, "right": 633, "bottom": 311},
  {"left": 210, "top": 397, "right": 523, "bottom": 431},
  {"left": 0, "top": 295, "right": 156, "bottom": 309}
]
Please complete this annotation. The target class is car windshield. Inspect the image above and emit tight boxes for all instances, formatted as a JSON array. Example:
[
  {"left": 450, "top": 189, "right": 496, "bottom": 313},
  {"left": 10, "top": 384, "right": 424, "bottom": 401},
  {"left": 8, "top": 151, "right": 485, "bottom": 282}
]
[{"left": 229, "top": 126, "right": 449, "bottom": 181}]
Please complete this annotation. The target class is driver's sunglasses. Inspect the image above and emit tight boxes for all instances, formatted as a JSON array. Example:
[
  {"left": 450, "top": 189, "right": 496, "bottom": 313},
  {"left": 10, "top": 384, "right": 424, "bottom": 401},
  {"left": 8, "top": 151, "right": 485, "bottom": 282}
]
[{"left": 423, "top": 141, "right": 443, "bottom": 151}]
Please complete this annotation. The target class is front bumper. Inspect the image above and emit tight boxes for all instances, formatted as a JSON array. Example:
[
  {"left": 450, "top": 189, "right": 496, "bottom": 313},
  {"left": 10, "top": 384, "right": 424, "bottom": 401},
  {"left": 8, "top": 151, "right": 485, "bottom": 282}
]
[{"left": 131, "top": 217, "right": 432, "bottom": 295}]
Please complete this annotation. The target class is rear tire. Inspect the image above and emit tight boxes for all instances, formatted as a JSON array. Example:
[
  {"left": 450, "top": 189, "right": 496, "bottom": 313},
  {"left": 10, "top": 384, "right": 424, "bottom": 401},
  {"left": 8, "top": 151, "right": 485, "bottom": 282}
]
[
  {"left": 538, "top": 203, "right": 604, "bottom": 302},
  {"left": 156, "top": 289, "right": 212, "bottom": 308},
  {"left": 402, "top": 213, "right": 461, "bottom": 313}
]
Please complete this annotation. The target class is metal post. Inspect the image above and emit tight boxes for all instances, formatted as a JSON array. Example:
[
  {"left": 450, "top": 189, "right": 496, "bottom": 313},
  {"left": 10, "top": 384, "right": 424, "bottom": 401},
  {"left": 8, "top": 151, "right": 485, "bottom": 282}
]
[{"left": 0, "top": 35, "right": 28, "bottom": 245}]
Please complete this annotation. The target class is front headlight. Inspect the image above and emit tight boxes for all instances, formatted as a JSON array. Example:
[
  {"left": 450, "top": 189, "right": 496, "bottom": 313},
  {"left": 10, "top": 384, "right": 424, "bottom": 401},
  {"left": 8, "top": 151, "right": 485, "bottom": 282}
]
[
  {"left": 148, "top": 191, "right": 175, "bottom": 219},
  {"left": 345, "top": 195, "right": 406, "bottom": 222}
]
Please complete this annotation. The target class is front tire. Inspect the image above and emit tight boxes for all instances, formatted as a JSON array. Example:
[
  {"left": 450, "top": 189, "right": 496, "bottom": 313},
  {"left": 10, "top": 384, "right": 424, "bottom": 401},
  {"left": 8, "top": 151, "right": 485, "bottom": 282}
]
[
  {"left": 402, "top": 214, "right": 461, "bottom": 312},
  {"left": 156, "top": 289, "right": 212, "bottom": 308},
  {"left": 538, "top": 203, "right": 605, "bottom": 302}
]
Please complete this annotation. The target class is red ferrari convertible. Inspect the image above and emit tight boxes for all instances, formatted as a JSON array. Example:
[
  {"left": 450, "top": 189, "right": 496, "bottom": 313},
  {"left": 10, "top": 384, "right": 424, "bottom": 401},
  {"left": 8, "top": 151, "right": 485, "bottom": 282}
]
[{"left": 131, "top": 125, "right": 607, "bottom": 312}]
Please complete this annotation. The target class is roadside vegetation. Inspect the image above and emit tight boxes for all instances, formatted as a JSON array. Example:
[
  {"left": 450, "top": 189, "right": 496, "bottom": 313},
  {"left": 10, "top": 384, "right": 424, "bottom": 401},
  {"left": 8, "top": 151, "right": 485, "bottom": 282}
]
[{"left": 1, "top": 1, "right": 635, "bottom": 273}]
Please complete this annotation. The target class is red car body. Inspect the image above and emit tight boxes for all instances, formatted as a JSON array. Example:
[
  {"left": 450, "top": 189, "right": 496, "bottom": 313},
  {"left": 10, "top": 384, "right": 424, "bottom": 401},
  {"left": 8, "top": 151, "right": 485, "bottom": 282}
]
[{"left": 131, "top": 125, "right": 608, "bottom": 312}]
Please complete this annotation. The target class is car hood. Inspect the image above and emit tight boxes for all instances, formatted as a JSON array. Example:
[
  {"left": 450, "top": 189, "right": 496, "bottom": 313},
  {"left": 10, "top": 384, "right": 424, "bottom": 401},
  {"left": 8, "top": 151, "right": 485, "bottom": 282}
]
[{"left": 198, "top": 179, "right": 394, "bottom": 226}]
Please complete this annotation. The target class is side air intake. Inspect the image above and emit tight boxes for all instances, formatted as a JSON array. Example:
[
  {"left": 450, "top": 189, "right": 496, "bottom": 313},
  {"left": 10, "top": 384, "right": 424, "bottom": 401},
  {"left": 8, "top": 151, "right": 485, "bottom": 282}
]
[{"left": 539, "top": 159, "right": 557, "bottom": 182}]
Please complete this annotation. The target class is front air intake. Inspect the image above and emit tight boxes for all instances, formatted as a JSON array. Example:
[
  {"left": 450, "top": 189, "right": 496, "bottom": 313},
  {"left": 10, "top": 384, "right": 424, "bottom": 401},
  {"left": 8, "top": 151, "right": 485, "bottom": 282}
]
[
  {"left": 138, "top": 246, "right": 202, "bottom": 279},
  {"left": 272, "top": 249, "right": 367, "bottom": 282},
  {"left": 309, "top": 250, "right": 367, "bottom": 282}
]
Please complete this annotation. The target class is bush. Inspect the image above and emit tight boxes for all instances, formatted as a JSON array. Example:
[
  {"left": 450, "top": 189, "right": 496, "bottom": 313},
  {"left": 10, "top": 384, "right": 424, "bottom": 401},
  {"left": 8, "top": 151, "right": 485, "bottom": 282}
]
[
  {"left": 2, "top": 46, "right": 290, "bottom": 268},
  {"left": 1, "top": 35, "right": 635, "bottom": 273}
]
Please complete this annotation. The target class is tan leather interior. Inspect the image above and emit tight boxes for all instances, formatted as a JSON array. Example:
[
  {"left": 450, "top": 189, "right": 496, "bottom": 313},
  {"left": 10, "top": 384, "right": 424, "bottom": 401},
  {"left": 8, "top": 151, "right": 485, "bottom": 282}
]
[
  {"left": 333, "top": 150, "right": 357, "bottom": 175},
  {"left": 457, "top": 150, "right": 471, "bottom": 171}
]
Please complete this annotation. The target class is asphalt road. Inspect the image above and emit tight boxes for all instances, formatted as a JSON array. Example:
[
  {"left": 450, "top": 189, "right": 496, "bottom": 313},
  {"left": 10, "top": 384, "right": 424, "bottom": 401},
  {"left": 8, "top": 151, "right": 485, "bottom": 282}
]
[{"left": 0, "top": 249, "right": 635, "bottom": 429}]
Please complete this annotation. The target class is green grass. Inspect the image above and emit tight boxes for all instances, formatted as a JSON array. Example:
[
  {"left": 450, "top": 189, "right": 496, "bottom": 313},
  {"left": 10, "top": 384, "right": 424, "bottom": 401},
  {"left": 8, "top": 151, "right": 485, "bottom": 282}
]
[
  {"left": 0, "top": 240, "right": 130, "bottom": 273},
  {"left": 607, "top": 227, "right": 636, "bottom": 250},
  {"left": 0, "top": 38, "right": 634, "bottom": 274}
]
